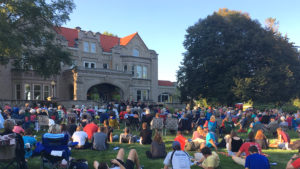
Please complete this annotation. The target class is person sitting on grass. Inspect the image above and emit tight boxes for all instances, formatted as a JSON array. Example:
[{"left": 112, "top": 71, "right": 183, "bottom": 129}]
[
  {"left": 203, "top": 126, "right": 218, "bottom": 151},
  {"left": 93, "top": 148, "right": 141, "bottom": 169},
  {"left": 255, "top": 129, "right": 268, "bottom": 149},
  {"left": 146, "top": 131, "right": 166, "bottom": 159},
  {"left": 119, "top": 127, "right": 136, "bottom": 144},
  {"left": 286, "top": 149, "right": 300, "bottom": 169},
  {"left": 245, "top": 145, "right": 270, "bottom": 169},
  {"left": 225, "top": 131, "right": 243, "bottom": 156},
  {"left": 139, "top": 122, "right": 152, "bottom": 145},
  {"left": 104, "top": 120, "right": 114, "bottom": 143},
  {"left": 232, "top": 132, "right": 263, "bottom": 166},
  {"left": 92, "top": 126, "right": 108, "bottom": 151},
  {"left": 174, "top": 130, "right": 187, "bottom": 151},
  {"left": 196, "top": 146, "right": 220, "bottom": 169},
  {"left": 84, "top": 121, "right": 99, "bottom": 141},
  {"left": 13, "top": 121, "right": 25, "bottom": 135},
  {"left": 163, "top": 141, "right": 191, "bottom": 169},
  {"left": 72, "top": 126, "right": 90, "bottom": 149},
  {"left": 269, "top": 127, "right": 290, "bottom": 149}
]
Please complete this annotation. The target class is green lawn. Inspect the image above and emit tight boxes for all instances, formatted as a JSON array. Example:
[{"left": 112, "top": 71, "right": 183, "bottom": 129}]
[{"left": 23, "top": 127, "right": 299, "bottom": 169}]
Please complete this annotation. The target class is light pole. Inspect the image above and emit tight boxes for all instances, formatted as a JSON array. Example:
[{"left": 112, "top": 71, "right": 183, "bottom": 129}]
[{"left": 51, "top": 80, "right": 56, "bottom": 98}]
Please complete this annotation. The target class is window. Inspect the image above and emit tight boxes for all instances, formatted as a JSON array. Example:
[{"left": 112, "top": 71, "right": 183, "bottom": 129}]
[
  {"left": 91, "top": 63, "right": 95, "bottom": 68},
  {"left": 142, "top": 90, "right": 148, "bottom": 101},
  {"left": 33, "top": 85, "right": 41, "bottom": 100},
  {"left": 137, "top": 90, "right": 141, "bottom": 101},
  {"left": 44, "top": 85, "right": 50, "bottom": 100},
  {"left": 83, "top": 42, "right": 89, "bottom": 52},
  {"left": 136, "top": 66, "right": 142, "bottom": 78},
  {"left": 103, "top": 63, "right": 108, "bottom": 69},
  {"left": 131, "top": 66, "right": 135, "bottom": 75},
  {"left": 133, "top": 49, "right": 139, "bottom": 57},
  {"left": 15, "top": 84, "right": 21, "bottom": 100},
  {"left": 84, "top": 61, "right": 96, "bottom": 69},
  {"left": 85, "top": 62, "right": 89, "bottom": 68},
  {"left": 24, "top": 84, "right": 31, "bottom": 100},
  {"left": 143, "top": 66, "right": 147, "bottom": 79},
  {"left": 115, "top": 64, "right": 119, "bottom": 70},
  {"left": 90, "top": 43, "right": 96, "bottom": 53},
  {"left": 124, "top": 65, "right": 127, "bottom": 72}
]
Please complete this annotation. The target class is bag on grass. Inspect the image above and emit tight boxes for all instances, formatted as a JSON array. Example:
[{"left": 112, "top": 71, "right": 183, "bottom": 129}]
[{"left": 69, "top": 159, "right": 88, "bottom": 169}]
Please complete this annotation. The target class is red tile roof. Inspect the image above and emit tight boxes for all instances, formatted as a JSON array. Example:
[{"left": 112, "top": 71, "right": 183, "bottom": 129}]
[
  {"left": 100, "top": 34, "right": 120, "bottom": 52},
  {"left": 56, "top": 27, "right": 78, "bottom": 47},
  {"left": 56, "top": 27, "right": 137, "bottom": 52},
  {"left": 158, "top": 80, "right": 174, "bottom": 86},
  {"left": 120, "top": 32, "right": 138, "bottom": 46}
]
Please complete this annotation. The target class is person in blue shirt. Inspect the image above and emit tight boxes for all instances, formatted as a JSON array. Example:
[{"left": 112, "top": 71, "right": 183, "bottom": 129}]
[
  {"left": 23, "top": 128, "right": 37, "bottom": 159},
  {"left": 245, "top": 145, "right": 270, "bottom": 169},
  {"left": 204, "top": 127, "right": 218, "bottom": 151}
]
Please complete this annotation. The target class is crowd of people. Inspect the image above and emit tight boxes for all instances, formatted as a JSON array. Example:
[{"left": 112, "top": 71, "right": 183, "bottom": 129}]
[{"left": 0, "top": 102, "right": 300, "bottom": 169}]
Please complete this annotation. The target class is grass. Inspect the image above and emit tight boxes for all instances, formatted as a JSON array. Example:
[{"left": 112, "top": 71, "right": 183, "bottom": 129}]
[{"left": 2, "top": 125, "right": 299, "bottom": 169}]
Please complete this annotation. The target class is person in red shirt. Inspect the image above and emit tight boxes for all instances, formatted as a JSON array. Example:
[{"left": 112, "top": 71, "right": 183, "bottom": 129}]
[
  {"left": 83, "top": 121, "right": 99, "bottom": 140},
  {"left": 174, "top": 130, "right": 187, "bottom": 151},
  {"left": 286, "top": 150, "right": 300, "bottom": 169},
  {"left": 232, "top": 131, "right": 263, "bottom": 166}
]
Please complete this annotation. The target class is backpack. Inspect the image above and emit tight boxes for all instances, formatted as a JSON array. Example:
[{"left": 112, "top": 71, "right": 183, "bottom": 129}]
[{"left": 69, "top": 159, "right": 88, "bottom": 169}]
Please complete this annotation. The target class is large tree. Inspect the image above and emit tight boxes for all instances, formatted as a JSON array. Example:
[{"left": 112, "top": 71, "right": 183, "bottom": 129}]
[
  {"left": 0, "top": 0, "right": 75, "bottom": 77},
  {"left": 178, "top": 8, "right": 300, "bottom": 105}
]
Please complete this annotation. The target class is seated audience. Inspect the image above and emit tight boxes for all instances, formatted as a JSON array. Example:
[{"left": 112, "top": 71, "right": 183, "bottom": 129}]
[
  {"left": 13, "top": 121, "right": 25, "bottom": 135},
  {"left": 84, "top": 121, "right": 99, "bottom": 140},
  {"left": 255, "top": 129, "right": 268, "bottom": 149},
  {"left": 81, "top": 114, "right": 89, "bottom": 127},
  {"left": 232, "top": 132, "right": 263, "bottom": 166},
  {"left": 120, "top": 127, "right": 135, "bottom": 144},
  {"left": 22, "top": 128, "right": 37, "bottom": 159},
  {"left": 93, "top": 148, "right": 141, "bottom": 169},
  {"left": 151, "top": 113, "right": 164, "bottom": 131},
  {"left": 204, "top": 127, "right": 218, "bottom": 151},
  {"left": 192, "top": 126, "right": 205, "bottom": 143},
  {"left": 139, "top": 122, "right": 152, "bottom": 145},
  {"left": 174, "top": 130, "right": 187, "bottom": 151},
  {"left": 72, "top": 126, "right": 89, "bottom": 149},
  {"left": 60, "top": 123, "right": 71, "bottom": 139},
  {"left": 245, "top": 145, "right": 270, "bottom": 169},
  {"left": 103, "top": 120, "right": 114, "bottom": 143},
  {"left": 92, "top": 126, "right": 108, "bottom": 151},
  {"left": 146, "top": 132, "right": 166, "bottom": 159},
  {"left": 1, "top": 119, "right": 27, "bottom": 169},
  {"left": 163, "top": 141, "right": 191, "bottom": 169},
  {"left": 67, "top": 118, "right": 77, "bottom": 136},
  {"left": 270, "top": 127, "right": 290, "bottom": 149},
  {"left": 225, "top": 131, "right": 243, "bottom": 156},
  {"left": 196, "top": 147, "right": 220, "bottom": 169},
  {"left": 286, "top": 149, "right": 300, "bottom": 169}
]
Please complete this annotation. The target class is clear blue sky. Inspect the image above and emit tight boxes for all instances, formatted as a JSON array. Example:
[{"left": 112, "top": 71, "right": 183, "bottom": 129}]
[{"left": 64, "top": 0, "right": 300, "bottom": 82}]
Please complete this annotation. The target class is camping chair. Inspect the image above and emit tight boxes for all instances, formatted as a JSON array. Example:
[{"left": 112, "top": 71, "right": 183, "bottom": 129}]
[
  {"left": 40, "top": 133, "right": 70, "bottom": 169},
  {"left": 164, "top": 118, "right": 178, "bottom": 136},
  {"left": 0, "top": 133, "right": 20, "bottom": 169},
  {"left": 151, "top": 118, "right": 164, "bottom": 131},
  {"left": 38, "top": 115, "right": 50, "bottom": 131}
]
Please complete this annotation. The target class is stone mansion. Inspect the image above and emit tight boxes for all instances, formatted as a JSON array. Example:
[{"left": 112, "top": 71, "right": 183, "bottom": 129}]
[{"left": 0, "top": 27, "right": 176, "bottom": 104}]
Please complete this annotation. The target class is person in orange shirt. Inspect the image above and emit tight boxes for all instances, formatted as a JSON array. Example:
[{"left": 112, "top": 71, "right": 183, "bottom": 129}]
[
  {"left": 84, "top": 121, "right": 99, "bottom": 140},
  {"left": 174, "top": 130, "right": 187, "bottom": 150}
]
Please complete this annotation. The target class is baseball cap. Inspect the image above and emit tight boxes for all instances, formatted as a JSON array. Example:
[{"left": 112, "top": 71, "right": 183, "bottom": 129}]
[{"left": 172, "top": 141, "right": 181, "bottom": 149}]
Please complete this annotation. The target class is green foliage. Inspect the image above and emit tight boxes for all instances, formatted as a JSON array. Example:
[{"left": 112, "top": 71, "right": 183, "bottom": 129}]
[
  {"left": 102, "top": 31, "right": 117, "bottom": 37},
  {"left": 178, "top": 8, "right": 300, "bottom": 106},
  {"left": 112, "top": 94, "right": 121, "bottom": 101},
  {"left": 0, "top": 0, "right": 75, "bottom": 77},
  {"left": 194, "top": 98, "right": 209, "bottom": 108},
  {"left": 293, "top": 98, "right": 300, "bottom": 108}
]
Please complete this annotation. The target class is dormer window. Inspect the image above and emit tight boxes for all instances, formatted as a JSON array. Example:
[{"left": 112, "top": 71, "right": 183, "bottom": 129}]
[{"left": 133, "top": 49, "right": 139, "bottom": 57}]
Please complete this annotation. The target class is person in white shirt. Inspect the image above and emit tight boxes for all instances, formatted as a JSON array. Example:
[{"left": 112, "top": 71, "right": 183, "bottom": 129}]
[
  {"left": 163, "top": 141, "right": 192, "bottom": 169},
  {"left": 72, "top": 126, "right": 89, "bottom": 149}
]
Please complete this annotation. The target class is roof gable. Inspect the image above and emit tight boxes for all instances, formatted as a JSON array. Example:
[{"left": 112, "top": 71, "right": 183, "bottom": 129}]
[
  {"left": 120, "top": 32, "right": 137, "bottom": 46},
  {"left": 56, "top": 27, "right": 78, "bottom": 47},
  {"left": 100, "top": 34, "right": 120, "bottom": 52}
]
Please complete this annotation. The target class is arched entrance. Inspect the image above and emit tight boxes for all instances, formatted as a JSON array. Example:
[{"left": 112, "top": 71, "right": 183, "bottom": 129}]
[{"left": 87, "top": 83, "right": 123, "bottom": 102}]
